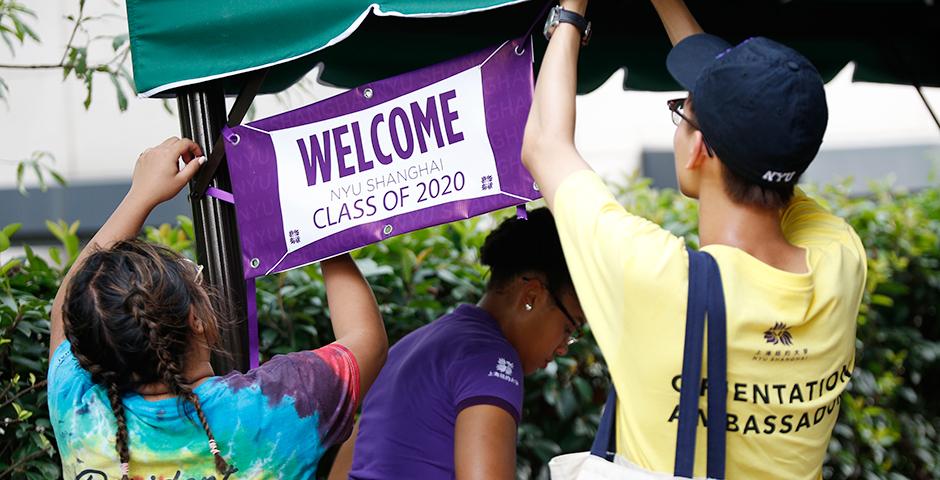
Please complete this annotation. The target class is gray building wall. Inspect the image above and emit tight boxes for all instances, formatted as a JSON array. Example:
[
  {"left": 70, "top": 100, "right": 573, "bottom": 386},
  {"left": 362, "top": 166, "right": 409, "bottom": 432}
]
[
  {"left": 641, "top": 144, "right": 940, "bottom": 193},
  {"left": 0, "top": 183, "right": 190, "bottom": 243}
]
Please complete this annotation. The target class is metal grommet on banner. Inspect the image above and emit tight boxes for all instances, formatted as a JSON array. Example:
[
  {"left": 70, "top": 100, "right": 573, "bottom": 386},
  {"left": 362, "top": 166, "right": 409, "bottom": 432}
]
[
  {"left": 383, "top": 224, "right": 393, "bottom": 236},
  {"left": 363, "top": 88, "right": 374, "bottom": 99},
  {"left": 228, "top": 133, "right": 240, "bottom": 145},
  {"left": 250, "top": 258, "right": 260, "bottom": 268},
  {"left": 533, "top": 181, "right": 540, "bottom": 192},
  {"left": 514, "top": 44, "right": 525, "bottom": 56}
]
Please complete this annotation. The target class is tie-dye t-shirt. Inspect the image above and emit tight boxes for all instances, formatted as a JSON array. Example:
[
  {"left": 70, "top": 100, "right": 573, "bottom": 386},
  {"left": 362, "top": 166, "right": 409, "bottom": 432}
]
[{"left": 48, "top": 340, "right": 360, "bottom": 480}]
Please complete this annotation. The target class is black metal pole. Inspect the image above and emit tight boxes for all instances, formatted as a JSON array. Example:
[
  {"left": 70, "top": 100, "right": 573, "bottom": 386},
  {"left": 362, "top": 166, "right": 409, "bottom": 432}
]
[{"left": 176, "top": 83, "right": 249, "bottom": 373}]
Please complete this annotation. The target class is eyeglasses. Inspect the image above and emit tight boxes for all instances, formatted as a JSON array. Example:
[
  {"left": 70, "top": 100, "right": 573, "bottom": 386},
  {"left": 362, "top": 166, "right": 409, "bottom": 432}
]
[
  {"left": 667, "top": 97, "right": 715, "bottom": 157},
  {"left": 181, "top": 258, "right": 204, "bottom": 285},
  {"left": 522, "top": 277, "right": 584, "bottom": 346}
]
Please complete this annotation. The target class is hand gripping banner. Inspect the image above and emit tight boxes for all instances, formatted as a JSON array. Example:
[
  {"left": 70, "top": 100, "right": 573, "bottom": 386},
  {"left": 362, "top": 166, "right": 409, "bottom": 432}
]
[
  {"left": 221, "top": 37, "right": 538, "bottom": 279},
  {"left": 213, "top": 38, "right": 538, "bottom": 368}
]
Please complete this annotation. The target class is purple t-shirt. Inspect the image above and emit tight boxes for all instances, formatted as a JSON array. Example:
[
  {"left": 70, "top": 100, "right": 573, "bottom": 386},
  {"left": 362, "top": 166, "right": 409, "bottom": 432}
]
[{"left": 349, "top": 304, "right": 524, "bottom": 479}]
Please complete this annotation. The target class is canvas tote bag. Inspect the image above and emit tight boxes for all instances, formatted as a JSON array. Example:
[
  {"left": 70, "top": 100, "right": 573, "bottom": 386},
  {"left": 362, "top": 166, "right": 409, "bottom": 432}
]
[{"left": 549, "top": 248, "right": 728, "bottom": 479}]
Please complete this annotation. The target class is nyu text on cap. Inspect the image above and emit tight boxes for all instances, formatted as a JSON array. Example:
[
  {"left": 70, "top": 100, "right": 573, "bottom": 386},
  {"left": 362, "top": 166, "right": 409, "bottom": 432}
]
[{"left": 667, "top": 34, "right": 828, "bottom": 187}]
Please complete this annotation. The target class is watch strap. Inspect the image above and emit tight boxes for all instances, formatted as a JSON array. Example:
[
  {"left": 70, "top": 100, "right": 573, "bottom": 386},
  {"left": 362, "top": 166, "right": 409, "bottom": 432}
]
[{"left": 557, "top": 8, "right": 588, "bottom": 34}]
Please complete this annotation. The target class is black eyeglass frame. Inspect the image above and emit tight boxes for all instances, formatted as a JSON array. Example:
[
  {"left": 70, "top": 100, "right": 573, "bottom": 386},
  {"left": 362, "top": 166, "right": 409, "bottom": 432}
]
[
  {"left": 521, "top": 276, "right": 584, "bottom": 345},
  {"left": 667, "top": 97, "right": 715, "bottom": 157}
]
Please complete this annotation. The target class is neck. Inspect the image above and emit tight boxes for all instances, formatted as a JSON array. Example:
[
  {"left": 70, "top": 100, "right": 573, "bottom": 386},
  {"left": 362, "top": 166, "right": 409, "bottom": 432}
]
[
  {"left": 137, "top": 346, "right": 215, "bottom": 399},
  {"left": 478, "top": 293, "right": 521, "bottom": 350},
  {"left": 696, "top": 184, "right": 808, "bottom": 273},
  {"left": 698, "top": 186, "right": 786, "bottom": 249}
]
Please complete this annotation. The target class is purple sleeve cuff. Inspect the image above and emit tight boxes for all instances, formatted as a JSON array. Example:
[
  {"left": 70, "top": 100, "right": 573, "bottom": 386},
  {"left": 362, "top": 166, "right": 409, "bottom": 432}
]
[{"left": 456, "top": 395, "right": 521, "bottom": 425}]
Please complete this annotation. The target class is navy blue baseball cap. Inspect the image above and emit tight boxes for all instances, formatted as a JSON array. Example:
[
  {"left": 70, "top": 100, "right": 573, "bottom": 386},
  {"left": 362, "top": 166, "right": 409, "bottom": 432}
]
[{"left": 666, "top": 34, "right": 828, "bottom": 187}]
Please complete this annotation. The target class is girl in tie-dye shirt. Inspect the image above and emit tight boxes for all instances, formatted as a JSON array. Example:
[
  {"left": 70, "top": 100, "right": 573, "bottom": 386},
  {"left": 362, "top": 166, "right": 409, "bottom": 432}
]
[{"left": 47, "top": 137, "right": 388, "bottom": 479}]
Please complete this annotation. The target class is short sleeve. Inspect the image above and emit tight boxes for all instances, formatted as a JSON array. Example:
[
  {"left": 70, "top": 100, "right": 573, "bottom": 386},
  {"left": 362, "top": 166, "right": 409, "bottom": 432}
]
[
  {"left": 552, "top": 170, "right": 688, "bottom": 365},
  {"left": 230, "top": 343, "right": 361, "bottom": 448},
  {"left": 46, "top": 341, "right": 94, "bottom": 417},
  {"left": 448, "top": 342, "right": 524, "bottom": 424},
  {"left": 782, "top": 188, "right": 866, "bottom": 261}
]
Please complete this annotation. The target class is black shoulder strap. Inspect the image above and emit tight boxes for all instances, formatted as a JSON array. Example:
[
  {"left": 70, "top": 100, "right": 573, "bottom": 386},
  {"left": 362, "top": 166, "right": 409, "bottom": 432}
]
[
  {"left": 588, "top": 247, "right": 727, "bottom": 478},
  {"left": 674, "top": 248, "right": 727, "bottom": 479},
  {"left": 590, "top": 386, "right": 617, "bottom": 460}
]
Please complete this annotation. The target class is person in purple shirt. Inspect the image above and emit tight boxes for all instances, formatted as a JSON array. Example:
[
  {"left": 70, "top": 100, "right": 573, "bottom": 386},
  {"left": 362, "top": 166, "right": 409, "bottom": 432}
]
[{"left": 329, "top": 207, "right": 586, "bottom": 480}]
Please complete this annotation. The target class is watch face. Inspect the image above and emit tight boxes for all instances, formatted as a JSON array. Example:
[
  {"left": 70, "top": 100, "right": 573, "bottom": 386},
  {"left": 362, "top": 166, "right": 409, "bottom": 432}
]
[{"left": 543, "top": 6, "right": 562, "bottom": 40}]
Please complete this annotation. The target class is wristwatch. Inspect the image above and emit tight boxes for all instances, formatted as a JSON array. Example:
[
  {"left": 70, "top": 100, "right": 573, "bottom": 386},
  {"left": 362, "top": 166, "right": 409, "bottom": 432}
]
[{"left": 543, "top": 5, "right": 592, "bottom": 46}]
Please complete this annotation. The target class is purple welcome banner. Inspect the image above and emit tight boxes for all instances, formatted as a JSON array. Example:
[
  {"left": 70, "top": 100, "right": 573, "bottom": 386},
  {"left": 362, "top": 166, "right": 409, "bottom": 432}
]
[{"left": 223, "top": 38, "right": 538, "bottom": 279}]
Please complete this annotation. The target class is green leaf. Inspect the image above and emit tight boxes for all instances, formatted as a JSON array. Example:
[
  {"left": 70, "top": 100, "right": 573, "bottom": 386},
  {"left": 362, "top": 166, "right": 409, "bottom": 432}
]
[
  {"left": 12, "top": 15, "right": 25, "bottom": 41},
  {"left": 83, "top": 74, "right": 93, "bottom": 110},
  {"left": 16, "top": 161, "right": 26, "bottom": 196},
  {"left": 0, "top": 232, "right": 9, "bottom": 252},
  {"left": 871, "top": 294, "right": 894, "bottom": 307},
  {"left": 31, "top": 161, "right": 45, "bottom": 192},
  {"left": 108, "top": 72, "right": 127, "bottom": 111},
  {"left": 62, "top": 48, "right": 77, "bottom": 80},
  {"left": 2, "top": 223, "right": 22, "bottom": 238},
  {"left": 0, "top": 258, "right": 22, "bottom": 275},
  {"left": 48, "top": 247, "right": 61, "bottom": 267},
  {"left": 111, "top": 33, "right": 128, "bottom": 51},
  {"left": 48, "top": 169, "right": 66, "bottom": 187},
  {"left": 0, "top": 28, "right": 16, "bottom": 55},
  {"left": 45, "top": 220, "right": 64, "bottom": 242},
  {"left": 73, "top": 47, "right": 88, "bottom": 77},
  {"left": 19, "top": 18, "right": 37, "bottom": 42},
  {"left": 177, "top": 215, "right": 195, "bottom": 240}
]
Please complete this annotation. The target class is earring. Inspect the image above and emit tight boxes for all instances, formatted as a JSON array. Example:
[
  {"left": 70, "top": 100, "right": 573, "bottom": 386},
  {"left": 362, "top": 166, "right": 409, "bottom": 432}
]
[{"left": 524, "top": 303, "right": 533, "bottom": 311}]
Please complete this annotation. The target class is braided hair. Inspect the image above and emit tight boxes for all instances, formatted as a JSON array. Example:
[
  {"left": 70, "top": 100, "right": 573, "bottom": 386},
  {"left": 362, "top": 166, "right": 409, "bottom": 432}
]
[
  {"left": 480, "top": 207, "right": 574, "bottom": 298},
  {"left": 62, "top": 239, "right": 232, "bottom": 477}
]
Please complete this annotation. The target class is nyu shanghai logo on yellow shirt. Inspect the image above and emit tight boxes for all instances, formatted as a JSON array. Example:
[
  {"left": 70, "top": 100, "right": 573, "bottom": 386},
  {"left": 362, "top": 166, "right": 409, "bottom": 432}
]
[
  {"left": 763, "top": 322, "right": 793, "bottom": 345},
  {"left": 754, "top": 322, "right": 809, "bottom": 362}
]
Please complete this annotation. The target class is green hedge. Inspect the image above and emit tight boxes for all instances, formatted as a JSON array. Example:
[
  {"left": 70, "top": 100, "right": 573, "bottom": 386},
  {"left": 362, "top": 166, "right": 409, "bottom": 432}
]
[{"left": 1, "top": 178, "right": 938, "bottom": 479}]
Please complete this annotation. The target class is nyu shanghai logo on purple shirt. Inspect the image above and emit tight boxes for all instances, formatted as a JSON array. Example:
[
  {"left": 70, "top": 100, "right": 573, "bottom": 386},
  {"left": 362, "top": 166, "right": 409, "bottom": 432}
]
[
  {"left": 222, "top": 38, "right": 539, "bottom": 279},
  {"left": 488, "top": 358, "right": 519, "bottom": 386}
]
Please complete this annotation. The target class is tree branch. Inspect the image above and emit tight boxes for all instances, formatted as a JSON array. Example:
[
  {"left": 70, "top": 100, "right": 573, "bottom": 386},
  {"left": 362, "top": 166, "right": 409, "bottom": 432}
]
[
  {"left": 58, "top": 1, "right": 86, "bottom": 66},
  {"left": 0, "top": 448, "right": 51, "bottom": 477},
  {"left": 0, "top": 379, "right": 48, "bottom": 410},
  {"left": 0, "top": 63, "right": 64, "bottom": 69}
]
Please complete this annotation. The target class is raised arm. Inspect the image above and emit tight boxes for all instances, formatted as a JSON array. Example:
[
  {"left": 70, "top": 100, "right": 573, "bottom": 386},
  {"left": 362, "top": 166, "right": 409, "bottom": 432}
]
[
  {"left": 49, "top": 138, "right": 205, "bottom": 360},
  {"left": 520, "top": 0, "right": 592, "bottom": 210},
  {"left": 649, "top": 0, "right": 705, "bottom": 46},
  {"left": 321, "top": 254, "right": 388, "bottom": 400}
]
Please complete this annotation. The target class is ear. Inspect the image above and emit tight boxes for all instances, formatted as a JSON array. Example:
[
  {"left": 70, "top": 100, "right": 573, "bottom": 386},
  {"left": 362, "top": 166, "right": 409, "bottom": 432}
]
[
  {"left": 685, "top": 130, "right": 709, "bottom": 171},
  {"left": 516, "top": 276, "right": 543, "bottom": 311},
  {"left": 188, "top": 309, "right": 205, "bottom": 335}
]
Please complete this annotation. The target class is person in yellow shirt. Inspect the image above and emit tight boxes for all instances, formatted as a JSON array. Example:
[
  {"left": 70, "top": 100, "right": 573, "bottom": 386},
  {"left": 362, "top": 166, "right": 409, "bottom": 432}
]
[{"left": 522, "top": 0, "right": 866, "bottom": 478}]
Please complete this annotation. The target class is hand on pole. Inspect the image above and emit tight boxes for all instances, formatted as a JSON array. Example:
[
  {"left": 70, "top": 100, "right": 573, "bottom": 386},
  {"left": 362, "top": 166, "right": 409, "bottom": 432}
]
[{"left": 128, "top": 137, "right": 206, "bottom": 209}]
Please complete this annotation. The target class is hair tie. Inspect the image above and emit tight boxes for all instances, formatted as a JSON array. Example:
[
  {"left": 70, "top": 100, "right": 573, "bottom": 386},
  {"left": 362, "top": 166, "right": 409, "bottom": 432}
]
[
  {"left": 120, "top": 462, "right": 130, "bottom": 476},
  {"left": 208, "top": 439, "right": 220, "bottom": 455}
]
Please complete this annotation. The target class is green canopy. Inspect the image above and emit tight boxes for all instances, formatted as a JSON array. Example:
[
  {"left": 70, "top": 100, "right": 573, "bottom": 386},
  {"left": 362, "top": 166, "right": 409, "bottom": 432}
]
[{"left": 126, "top": 0, "right": 940, "bottom": 97}]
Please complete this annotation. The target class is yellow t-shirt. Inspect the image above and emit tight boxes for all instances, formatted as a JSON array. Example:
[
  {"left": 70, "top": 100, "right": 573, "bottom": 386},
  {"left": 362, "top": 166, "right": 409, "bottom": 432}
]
[{"left": 553, "top": 170, "right": 866, "bottom": 480}]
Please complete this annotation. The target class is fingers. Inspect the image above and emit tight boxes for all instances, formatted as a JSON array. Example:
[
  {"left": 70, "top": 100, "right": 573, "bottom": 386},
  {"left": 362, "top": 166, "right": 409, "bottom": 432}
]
[
  {"left": 169, "top": 138, "right": 203, "bottom": 163},
  {"left": 159, "top": 136, "right": 181, "bottom": 148},
  {"left": 177, "top": 155, "right": 207, "bottom": 184}
]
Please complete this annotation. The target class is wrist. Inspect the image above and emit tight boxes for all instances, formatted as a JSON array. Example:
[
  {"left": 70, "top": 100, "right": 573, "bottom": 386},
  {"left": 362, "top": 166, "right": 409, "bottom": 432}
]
[
  {"left": 544, "top": 5, "right": 592, "bottom": 46},
  {"left": 124, "top": 188, "right": 160, "bottom": 213},
  {"left": 559, "top": 1, "right": 587, "bottom": 16}
]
